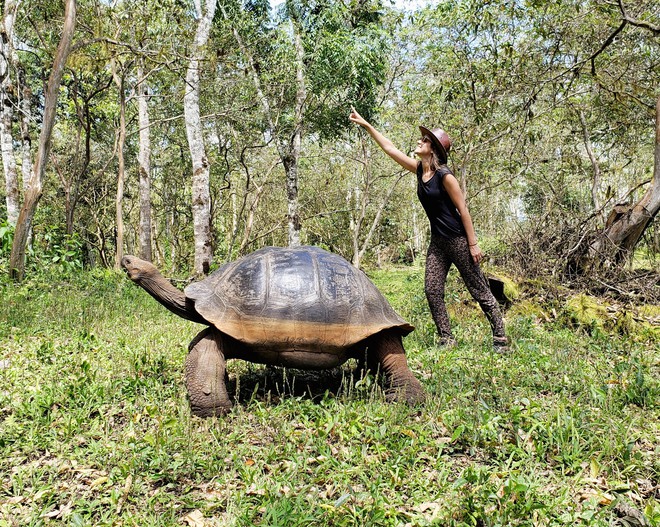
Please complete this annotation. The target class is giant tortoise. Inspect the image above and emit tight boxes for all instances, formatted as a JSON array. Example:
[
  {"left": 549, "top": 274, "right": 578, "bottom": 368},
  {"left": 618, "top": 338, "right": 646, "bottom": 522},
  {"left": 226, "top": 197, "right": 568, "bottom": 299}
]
[{"left": 122, "top": 246, "right": 425, "bottom": 417}]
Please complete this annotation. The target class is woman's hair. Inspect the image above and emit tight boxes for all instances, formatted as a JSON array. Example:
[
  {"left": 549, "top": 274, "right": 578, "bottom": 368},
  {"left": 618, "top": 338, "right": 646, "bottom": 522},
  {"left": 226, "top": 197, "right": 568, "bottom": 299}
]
[{"left": 429, "top": 147, "right": 447, "bottom": 172}]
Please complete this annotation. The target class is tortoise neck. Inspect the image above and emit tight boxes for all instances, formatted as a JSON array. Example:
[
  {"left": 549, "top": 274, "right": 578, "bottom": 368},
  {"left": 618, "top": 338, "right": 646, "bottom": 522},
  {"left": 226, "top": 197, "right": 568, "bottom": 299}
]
[{"left": 139, "top": 274, "right": 208, "bottom": 325}]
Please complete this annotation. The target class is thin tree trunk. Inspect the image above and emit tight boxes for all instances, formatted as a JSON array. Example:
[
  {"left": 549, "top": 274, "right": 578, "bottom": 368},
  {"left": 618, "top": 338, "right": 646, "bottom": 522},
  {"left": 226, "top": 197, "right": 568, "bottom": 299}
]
[
  {"left": 52, "top": 155, "right": 74, "bottom": 235},
  {"left": 68, "top": 88, "right": 91, "bottom": 236},
  {"left": 230, "top": 179, "right": 237, "bottom": 248},
  {"left": 357, "top": 176, "right": 405, "bottom": 268},
  {"left": 153, "top": 217, "right": 163, "bottom": 266},
  {"left": 1, "top": 89, "right": 19, "bottom": 225},
  {"left": 111, "top": 59, "right": 127, "bottom": 270},
  {"left": 9, "top": 0, "right": 76, "bottom": 280},
  {"left": 184, "top": 0, "right": 216, "bottom": 276},
  {"left": 116, "top": 79, "right": 126, "bottom": 270},
  {"left": 349, "top": 137, "right": 405, "bottom": 267},
  {"left": 349, "top": 140, "right": 367, "bottom": 265},
  {"left": 18, "top": 67, "right": 32, "bottom": 191},
  {"left": 579, "top": 110, "right": 603, "bottom": 222},
  {"left": 17, "top": 64, "right": 34, "bottom": 255},
  {"left": 238, "top": 164, "right": 279, "bottom": 254},
  {"left": 283, "top": 148, "right": 300, "bottom": 247},
  {"left": 224, "top": 7, "right": 305, "bottom": 247},
  {"left": 349, "top": 183, "right": 361, "bottom": 265},
  {"left": 1, "top": 0, "right": 19, "bottom": 226},
  {"left": 285, "top": 24, "right": 305, "bottom": 247},
  {"left": 167, "top": 210, "right": 176, "bottom": 271},
  {"left": 137, "top": 61, "right": 152, "bottom": 261},
  {"left": 238, "top": 183, "right": 265, "bottom": 254},
  {"left": 351, "top": 168, "right": 405, "bottom": 268},
  {"left": 459, "top": 165, "right": 467, "bottom": 196}
]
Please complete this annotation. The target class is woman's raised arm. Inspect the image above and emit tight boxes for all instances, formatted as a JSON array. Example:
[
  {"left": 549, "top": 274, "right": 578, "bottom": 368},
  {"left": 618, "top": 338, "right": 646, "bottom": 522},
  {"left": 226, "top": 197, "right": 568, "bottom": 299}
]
[{"left": 349, "top": 107, "right": 417, "bottom": 173}]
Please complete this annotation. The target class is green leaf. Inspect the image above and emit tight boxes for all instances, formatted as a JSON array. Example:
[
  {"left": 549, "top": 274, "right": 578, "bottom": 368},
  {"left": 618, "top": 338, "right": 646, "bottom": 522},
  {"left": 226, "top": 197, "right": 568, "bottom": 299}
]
[{"left": 451, "top": 424, "right": 465, "bottom": 442}]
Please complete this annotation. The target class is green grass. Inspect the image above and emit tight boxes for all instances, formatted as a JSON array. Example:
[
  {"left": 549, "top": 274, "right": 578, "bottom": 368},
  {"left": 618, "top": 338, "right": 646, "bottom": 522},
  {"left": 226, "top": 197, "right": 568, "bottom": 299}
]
[{"left": 0, "top": 266, "right": 658, "bottom": 526}]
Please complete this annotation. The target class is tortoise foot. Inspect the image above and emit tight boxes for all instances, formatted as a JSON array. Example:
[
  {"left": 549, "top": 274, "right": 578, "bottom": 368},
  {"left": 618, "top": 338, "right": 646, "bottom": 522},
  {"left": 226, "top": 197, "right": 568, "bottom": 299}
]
[
  {"left": 190, "top": 401, "right": 233, "bottom": 418},
  {"left": 385, "top": 376, "right": 426, "bottom": 406}
]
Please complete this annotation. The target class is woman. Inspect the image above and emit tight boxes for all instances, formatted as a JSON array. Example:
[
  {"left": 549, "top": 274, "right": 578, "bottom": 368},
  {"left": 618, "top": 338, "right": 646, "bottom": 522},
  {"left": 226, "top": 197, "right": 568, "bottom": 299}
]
[{"left": 349, "top": 107, "right": 509, "bottom": 350}]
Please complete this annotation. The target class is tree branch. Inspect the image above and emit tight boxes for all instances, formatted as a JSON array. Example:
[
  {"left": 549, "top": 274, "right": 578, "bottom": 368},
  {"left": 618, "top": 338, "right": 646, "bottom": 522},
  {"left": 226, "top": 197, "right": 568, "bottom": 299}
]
[
  {"left": 590, "top": 21, "right": 627, "bottom": 76},
  {"left": 618, "top": 0, "right": 660, "bottom": 34}
]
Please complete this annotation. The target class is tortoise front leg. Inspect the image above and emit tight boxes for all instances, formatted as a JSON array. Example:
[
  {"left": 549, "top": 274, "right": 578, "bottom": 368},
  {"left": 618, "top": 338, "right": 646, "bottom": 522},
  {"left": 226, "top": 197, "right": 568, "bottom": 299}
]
[
  {"left": 368, "top": 330, "right": 426, "bottom": 405},
  {"left": 185, "top": 328, "right": 232, "bottom": 417}
]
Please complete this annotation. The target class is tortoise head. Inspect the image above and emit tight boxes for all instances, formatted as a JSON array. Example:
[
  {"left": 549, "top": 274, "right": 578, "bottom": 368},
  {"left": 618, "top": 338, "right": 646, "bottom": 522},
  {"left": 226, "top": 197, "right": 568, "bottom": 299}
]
[
  {"left": 121, "top": 255, "right": 160, "bottom": 282},
  {"left": 121, "top": 255, "right": 208, "bottom": 325}
]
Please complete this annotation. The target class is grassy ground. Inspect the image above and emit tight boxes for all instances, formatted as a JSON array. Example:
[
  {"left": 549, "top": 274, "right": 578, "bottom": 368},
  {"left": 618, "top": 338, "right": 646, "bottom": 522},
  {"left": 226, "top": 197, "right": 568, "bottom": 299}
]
[{"left": 0, "top": 265, "right": 658, "bottom": 526}]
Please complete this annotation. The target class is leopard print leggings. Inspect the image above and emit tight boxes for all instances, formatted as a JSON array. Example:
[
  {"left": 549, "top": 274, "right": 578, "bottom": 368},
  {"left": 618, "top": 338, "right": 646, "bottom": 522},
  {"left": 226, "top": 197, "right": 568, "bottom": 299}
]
[{"left": 425, "top": 234, "right": 506, "bottom": 342}]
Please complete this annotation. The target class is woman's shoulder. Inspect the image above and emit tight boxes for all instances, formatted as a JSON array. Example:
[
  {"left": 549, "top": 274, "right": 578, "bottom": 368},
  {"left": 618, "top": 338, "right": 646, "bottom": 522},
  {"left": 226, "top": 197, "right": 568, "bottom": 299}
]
[{"left": 435, "top": 164, "right": 453, "bottom": 178}]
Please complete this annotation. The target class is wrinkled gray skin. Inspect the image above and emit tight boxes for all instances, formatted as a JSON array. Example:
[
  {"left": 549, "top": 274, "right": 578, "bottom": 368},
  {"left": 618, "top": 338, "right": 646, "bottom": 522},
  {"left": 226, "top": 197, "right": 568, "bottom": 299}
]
[{"left": 122, "top": 248, "right": 425, "bottom": 417}]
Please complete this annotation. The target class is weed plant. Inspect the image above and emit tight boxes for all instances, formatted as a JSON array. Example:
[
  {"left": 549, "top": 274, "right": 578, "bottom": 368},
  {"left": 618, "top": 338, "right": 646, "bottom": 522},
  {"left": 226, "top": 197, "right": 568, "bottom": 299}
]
[{"left": 0, "top": 266, "right": 658, "bottom": 526}]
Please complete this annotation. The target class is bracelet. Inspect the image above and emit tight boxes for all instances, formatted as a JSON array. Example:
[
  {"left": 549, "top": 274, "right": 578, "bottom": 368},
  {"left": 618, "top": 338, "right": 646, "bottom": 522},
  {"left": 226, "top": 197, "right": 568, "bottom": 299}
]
[{"left": 469, "top": 242, "right": 478, "bottom": 247}]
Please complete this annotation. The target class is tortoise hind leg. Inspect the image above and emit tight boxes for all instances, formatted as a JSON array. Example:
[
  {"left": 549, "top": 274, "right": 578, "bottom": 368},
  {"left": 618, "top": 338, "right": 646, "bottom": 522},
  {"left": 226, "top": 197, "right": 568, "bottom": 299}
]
[
  {"left": 185, "top": 328, "right": 232, "bottom": 417},
  {"left": 368, "top": 330, "right": 425, "bottom": 405}
]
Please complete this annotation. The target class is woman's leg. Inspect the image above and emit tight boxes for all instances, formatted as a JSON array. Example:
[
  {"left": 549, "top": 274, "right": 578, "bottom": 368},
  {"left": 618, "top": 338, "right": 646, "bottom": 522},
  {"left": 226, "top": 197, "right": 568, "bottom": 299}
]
[
  {"left": 425, "top": 235, "right": 454, "bottom": 344},
  {"left": 445, "top": 236, "right": 507, "bottom": 342}
]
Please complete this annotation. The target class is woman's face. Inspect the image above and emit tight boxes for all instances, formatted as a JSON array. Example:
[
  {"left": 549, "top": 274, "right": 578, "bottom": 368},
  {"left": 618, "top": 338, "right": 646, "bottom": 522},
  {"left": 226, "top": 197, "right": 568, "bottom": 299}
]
[{"left": 414, "top": 136, "right": 433, "bottom": 157}]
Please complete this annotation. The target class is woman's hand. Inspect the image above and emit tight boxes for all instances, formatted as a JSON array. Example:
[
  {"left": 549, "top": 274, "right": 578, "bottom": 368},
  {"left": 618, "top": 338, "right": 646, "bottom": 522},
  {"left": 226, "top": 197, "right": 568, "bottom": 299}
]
[
  {"left": 469, "top": 242, "right": 483, "bottom": 265},
  {"left": 349, "top": 106, "right": 369, "bottom": 128}
]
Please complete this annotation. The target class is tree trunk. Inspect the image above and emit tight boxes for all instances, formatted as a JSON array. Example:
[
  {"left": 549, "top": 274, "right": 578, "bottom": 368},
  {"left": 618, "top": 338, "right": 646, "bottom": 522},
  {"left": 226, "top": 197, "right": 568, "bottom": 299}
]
[
  {"left": 354, "top": 174, "right": 405, "bottom": 268},
  {"left": 184, "top": 0, "right": 216, "bottom": 276},
  {"left": 238, "top": 182, "right": 266, "bottom": 254},
  {"left": 224, "top": 8, "right": 305, "bottom": 248},
  {"left": 349, "top": 182, "right": 361, "bottom": 265},
  {"left": 579, "top": 110, "right": 604, "bottom": 223},
  {"left": 52, "top": 155, "right": 75, "bottom": 235},
  {"left": 348, "top": 144, "right": 404, "bottom": 267},
  {"left": 585, "top": 96, "right": 660, "bottom": 268},
  {"left": 1, "top": 0, "right": 19, "bottom": 226},
  {"left": 283, "top": 150, "right": 301, "bottom": 247},
  {"left": 349, "top": 136, "right": 405, "bottom": 267},
  {"left": 18, "top": 66, "right": 32, "bottom": 191},
  {"left": 9, "top": 0, "right": 76, "bottom": 280},
  {"left": 285, "top": 25, "right": 306, "bottom": 248},
  {"left": 349, "top": 141, "right": 367, "bottom": 266},
  {"left": 1, "top": 86, "right": 19, "bottom": 225},
  {"left": 137, "top": 61, "right": 152, "bottom": 261},
  {"left": 111, "top": 60, "right": 127, "bottom": 271}
]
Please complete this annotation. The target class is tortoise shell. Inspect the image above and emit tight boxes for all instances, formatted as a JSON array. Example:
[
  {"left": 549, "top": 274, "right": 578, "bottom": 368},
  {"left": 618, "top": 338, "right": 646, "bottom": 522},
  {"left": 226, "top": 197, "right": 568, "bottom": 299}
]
[{"left": 185, "top": 246, "right": 413, "bottom": 355}]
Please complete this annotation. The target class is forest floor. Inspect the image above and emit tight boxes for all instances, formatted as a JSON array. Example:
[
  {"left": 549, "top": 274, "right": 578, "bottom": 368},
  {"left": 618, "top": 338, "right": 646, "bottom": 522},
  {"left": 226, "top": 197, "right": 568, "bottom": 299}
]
[{"left": 0, "top": 265, "right": 658, "bottom": 526}]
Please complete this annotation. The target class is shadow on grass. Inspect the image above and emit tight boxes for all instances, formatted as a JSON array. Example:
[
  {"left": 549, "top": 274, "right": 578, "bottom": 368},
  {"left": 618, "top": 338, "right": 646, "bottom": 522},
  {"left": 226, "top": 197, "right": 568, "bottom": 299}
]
[{"left": 227, "top": 361, "right": 371, "bottom": 407}]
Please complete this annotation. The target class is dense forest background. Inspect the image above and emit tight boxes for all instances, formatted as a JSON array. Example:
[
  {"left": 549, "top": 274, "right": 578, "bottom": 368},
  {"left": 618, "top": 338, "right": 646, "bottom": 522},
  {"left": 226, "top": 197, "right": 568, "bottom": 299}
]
[{"left": 1, "top": 0, "right": 658, "bottom": 282}]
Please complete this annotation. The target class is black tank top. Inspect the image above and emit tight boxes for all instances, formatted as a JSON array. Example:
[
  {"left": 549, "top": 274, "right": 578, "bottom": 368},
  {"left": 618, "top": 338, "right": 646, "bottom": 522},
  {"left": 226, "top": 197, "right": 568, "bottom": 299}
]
[{"left": 416, "top": 163, "right": 466, "bottom": 239}]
